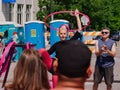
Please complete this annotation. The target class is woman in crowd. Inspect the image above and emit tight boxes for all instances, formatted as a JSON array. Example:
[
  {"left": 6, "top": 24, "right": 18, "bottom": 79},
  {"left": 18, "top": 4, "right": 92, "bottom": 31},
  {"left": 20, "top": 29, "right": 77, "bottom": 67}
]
[{"left": 3, "top": 48, "right": 50, "bottom": 90}]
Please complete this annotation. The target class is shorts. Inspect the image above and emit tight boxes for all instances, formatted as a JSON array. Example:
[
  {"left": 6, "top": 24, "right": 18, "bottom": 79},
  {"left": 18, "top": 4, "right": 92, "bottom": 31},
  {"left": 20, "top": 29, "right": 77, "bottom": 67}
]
[{"left": 93, "top": 65, "right": 114, "bottom": 85}]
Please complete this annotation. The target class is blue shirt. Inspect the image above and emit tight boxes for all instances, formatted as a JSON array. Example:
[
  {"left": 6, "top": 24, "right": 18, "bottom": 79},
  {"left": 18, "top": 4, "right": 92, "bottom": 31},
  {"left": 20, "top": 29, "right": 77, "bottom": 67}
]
[{"left": 96, "top": 38, "right": 115, "bottom": 67}]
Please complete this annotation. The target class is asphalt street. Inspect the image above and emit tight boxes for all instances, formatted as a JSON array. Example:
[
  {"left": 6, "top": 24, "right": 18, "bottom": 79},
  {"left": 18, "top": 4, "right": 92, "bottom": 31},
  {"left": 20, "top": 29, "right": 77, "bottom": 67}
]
[{"left": 0, "top": 41, "right": 120, "bottom": 90}]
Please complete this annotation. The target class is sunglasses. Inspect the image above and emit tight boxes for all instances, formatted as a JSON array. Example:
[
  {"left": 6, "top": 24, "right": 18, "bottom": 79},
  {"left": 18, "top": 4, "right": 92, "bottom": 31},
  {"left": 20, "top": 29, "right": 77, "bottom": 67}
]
[{"left": 101, "top": 32, "right": 109, "bottom": 34}]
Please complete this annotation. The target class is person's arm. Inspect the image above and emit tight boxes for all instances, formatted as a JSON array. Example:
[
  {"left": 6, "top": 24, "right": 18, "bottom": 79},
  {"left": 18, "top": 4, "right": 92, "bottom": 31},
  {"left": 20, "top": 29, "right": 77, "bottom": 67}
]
[
  {"left": 70, "top": 9, "right": 83, "bottom": 40},
  {"left": 39, "top": 48, "right": 52, "bottom": 70},
  {"left": 103, "top": 43, "right": 116, "bottom": 57},
  {"left": 47, "top": 43, "right": 57, "bottom": 55},
  {"left": 74, "top": 9, "right": 82, "bottom": 33},
  {"left": 95, "top": 40, "right": 103, "bottom": 56},
  {"left": 95, "top": 40, "right": 116, "bottom": 57},
  {"left": 70, "top": 31, "right": 82, "bottom": 40}
]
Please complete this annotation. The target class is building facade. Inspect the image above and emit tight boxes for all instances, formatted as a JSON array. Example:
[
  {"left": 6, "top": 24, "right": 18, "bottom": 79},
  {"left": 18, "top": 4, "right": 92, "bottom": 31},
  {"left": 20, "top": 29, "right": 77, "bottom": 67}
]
[{"left": 0, "top": 0, "right": 39, "bottom": 25}]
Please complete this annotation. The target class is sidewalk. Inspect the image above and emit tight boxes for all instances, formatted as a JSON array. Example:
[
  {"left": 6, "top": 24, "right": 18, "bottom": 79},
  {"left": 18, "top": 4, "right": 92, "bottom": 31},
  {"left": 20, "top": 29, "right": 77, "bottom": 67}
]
[{"left": 0, "top": 42, "right": 120, "bottom": 89}]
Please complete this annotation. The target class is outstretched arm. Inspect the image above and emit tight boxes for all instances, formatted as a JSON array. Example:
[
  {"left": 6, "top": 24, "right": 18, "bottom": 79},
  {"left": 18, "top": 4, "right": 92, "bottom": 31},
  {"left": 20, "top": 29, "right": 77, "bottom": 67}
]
[
  {"left": 74, "top": 9, "right": 82, "bottom": 32},
  {"left": 70, "top": 9, "right": 84, "bottom": 41}
]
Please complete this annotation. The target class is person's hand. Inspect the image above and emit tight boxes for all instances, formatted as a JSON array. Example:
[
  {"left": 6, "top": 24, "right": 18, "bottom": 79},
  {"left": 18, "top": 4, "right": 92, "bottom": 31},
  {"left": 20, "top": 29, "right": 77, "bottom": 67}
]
[
  {"left": 101, "top": 44, "right": 109, "bottom": 52},
  {"left": 70, "top": 10, "right": 74, "bottom": 16},
  {"left": 103, "top": 44, "right": 108, "bottom": 50},
  {"left": 74, "top": 9, "right": 79, "bottom": 15},
  {"left": 70, "top": 9, "right": 79, "bottom": 16},
  {"left": 53, "top": 57, "right": 58, "bottom": 72},
  {"left": 86, "top": 66, "right": 92, "bottom": 78}
]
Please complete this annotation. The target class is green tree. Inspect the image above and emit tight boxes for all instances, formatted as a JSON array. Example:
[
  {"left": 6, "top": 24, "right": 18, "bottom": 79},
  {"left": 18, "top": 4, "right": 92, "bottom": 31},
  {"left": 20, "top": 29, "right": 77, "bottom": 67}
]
[
  {"left": 86, "top": 0, "right": 120, "bottom": 31},
  {"left": 37, "top": 0, "right": 50, "bottom": 21},
  {"left": 37, "top": 0, "right": 120, "bottom": 31}
]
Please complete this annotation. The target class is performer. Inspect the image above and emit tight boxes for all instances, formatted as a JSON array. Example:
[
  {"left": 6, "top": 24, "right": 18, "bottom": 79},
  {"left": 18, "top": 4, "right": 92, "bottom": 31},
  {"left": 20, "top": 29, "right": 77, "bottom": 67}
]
[{"left": 48, "top": 9, "right": 84, "bottom": 57}]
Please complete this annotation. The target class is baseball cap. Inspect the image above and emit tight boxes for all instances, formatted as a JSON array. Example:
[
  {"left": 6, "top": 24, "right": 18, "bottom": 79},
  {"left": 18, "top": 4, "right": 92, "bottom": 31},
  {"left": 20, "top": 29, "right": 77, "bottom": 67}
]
[{"left": 57, "top": 40, "right": 92, "bottom": 78}]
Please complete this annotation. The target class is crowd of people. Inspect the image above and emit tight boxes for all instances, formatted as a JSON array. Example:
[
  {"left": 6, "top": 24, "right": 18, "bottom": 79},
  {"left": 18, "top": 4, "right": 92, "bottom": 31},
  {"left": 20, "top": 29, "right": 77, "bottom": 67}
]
[{"left": 0, "top": 9, "right": 117, "bottom": 90}]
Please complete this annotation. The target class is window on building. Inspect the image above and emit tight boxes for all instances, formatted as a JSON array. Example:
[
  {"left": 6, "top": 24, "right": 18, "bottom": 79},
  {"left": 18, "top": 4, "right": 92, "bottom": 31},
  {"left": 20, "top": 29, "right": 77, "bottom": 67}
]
[
  {"left": 9, "top": 4, "right": 14, "bottom": 21},
  {"left": 17, "top": 4, "right": 23, "bottom": 24},
  {"left": 26, "top": 5, "right": 31, "bottom": 22}
]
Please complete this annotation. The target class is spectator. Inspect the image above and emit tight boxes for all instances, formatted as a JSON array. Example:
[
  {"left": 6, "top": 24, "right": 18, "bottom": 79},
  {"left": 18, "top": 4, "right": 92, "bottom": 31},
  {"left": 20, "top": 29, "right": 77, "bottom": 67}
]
[
  {"left": 93, "top": 27, "right": 116, "bottom": 90},
  {"left": 2, "top": 48, "right": 50, "bottom": 90},
  {"left": 52, "top": 40, "right": 92, "bottom": 90}
]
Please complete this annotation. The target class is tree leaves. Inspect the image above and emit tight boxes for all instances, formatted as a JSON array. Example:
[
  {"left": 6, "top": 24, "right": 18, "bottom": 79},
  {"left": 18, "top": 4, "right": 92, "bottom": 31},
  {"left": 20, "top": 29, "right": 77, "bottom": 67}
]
[{"left": 37, "top": 0, "right": 120, "bottom": 31}]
